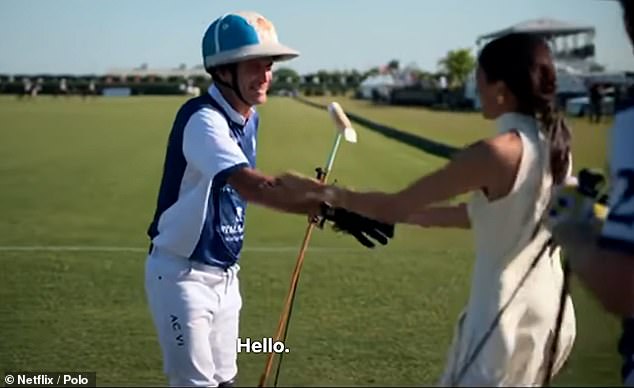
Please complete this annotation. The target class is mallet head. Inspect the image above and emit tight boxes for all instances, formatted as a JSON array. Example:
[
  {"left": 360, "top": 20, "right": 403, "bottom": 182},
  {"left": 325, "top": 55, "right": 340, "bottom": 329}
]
[{"left": 327, "top": 102, "right": 357, "bottom": 143}]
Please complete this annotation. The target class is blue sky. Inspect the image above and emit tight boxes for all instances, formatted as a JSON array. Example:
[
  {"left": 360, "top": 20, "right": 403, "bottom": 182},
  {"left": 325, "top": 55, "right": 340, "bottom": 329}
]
[{"left": 0, "top": 0, "right": 631, "bottom": 75}]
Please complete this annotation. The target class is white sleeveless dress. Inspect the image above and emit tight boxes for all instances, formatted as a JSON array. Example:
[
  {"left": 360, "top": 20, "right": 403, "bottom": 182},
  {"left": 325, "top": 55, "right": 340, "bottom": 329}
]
[{"left": 438, "top": 112, "right": 576, "bottom": 386}]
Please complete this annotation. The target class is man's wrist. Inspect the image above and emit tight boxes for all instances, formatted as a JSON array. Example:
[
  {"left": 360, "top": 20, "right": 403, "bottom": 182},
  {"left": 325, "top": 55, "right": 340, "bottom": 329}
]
[{"left": 323, "top": 186, "right": 348, "bottom": 208}]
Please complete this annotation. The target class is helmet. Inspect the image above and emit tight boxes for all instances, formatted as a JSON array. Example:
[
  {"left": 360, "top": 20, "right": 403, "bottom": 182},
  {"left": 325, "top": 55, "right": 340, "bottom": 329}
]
[{"left": 202, "top": 11, "right": 299, "bottom": 69}]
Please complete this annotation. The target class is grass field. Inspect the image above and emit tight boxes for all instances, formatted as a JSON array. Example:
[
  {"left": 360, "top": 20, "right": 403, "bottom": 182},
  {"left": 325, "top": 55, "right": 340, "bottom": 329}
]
[{"left": 0, "top": 94, "right": 620, "bottom": 386}]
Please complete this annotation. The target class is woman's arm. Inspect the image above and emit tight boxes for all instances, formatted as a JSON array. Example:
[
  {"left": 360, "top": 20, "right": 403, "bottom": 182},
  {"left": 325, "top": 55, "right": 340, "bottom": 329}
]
[
  {"left": 404, "top": 203, "right": 471, "bottom": 229},
  {"left": 321, "top": 133, "right": 521, "bottom": 224},
  {"left": 273, "top": 131, "right": 522, "bottom": 224}
]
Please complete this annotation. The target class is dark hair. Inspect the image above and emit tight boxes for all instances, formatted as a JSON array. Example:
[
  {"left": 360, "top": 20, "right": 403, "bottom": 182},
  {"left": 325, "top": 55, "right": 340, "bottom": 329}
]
[{"left": 478, "top": 33, "right": 571, "bottom": 184}]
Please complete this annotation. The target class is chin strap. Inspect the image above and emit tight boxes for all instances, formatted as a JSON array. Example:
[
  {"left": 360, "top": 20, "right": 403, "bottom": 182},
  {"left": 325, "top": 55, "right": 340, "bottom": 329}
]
[{"left": 211, "top": 64, "right": 251, "bottom": 106}]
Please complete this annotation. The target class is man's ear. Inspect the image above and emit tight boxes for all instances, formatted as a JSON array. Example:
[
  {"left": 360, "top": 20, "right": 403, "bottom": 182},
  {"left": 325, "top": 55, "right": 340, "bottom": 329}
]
[
  {"left": 217, "top": 69, "right": 231, "bottom": 84},
  {"left": 211, "top": 65, "right": 233, "bottom": 84}
]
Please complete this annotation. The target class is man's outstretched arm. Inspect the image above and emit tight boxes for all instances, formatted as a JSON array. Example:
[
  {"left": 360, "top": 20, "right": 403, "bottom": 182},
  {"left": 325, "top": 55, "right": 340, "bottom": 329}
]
[
  {"left": 229, "top": 168, "right": 395, "bottom": 249},
  {"left": 228, "top": 167, "right": 322, "bottom": 215}
]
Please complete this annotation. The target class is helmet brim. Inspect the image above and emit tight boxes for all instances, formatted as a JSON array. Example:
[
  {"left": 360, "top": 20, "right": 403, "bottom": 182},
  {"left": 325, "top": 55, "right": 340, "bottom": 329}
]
[{"left": 204, "top": 42, "right": 299, "bottom": 68}]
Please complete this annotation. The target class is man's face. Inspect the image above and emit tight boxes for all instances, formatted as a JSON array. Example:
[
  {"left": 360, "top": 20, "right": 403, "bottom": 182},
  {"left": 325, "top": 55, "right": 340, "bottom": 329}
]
[{"left": 235, "top": 58, "right": 273, "bottom": 105}]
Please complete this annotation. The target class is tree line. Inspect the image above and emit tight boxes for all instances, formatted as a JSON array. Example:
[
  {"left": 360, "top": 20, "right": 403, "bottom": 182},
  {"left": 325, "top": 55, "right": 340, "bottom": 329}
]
[{"left": 270, "top": 48, "right": 476, "bottom": 96}]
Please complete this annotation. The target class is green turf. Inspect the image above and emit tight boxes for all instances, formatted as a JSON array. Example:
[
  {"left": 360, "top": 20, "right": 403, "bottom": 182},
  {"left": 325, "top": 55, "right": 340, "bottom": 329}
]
[{"left": 0, "top": 95, "right": 621, "bottom": 386}]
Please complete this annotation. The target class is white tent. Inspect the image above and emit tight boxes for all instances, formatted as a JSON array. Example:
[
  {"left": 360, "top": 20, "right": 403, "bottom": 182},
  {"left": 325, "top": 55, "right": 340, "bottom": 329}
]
[{"left": 358, "top": 74, "right": 396, "bottom": 100}]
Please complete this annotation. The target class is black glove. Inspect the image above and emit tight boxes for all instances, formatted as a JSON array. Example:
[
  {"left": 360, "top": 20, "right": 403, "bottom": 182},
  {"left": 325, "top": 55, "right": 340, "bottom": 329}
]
[
  {"left": 577, "top": 168, "right": 607, "bottom": 201},
  {"left": 319, "top": 202, "right": 395, "bottom": 248}
]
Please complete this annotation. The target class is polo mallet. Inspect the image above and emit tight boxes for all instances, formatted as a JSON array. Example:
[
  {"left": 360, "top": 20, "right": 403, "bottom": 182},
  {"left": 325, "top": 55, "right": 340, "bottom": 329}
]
[{"left": 258, "top": 102, "right": 357, "bottom": 388}]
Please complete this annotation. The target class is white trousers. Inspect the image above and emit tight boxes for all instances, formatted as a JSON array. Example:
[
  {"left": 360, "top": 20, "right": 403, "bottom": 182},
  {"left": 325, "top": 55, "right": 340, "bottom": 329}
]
[{"left": 145, "top": 247, "right": 242, "bottom": 387}]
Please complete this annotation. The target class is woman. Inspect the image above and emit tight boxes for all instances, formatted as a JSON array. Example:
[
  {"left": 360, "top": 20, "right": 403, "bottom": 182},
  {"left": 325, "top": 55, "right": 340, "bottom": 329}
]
[{"left": 274, "top": 33, "right": 577, "bottom": 386}]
